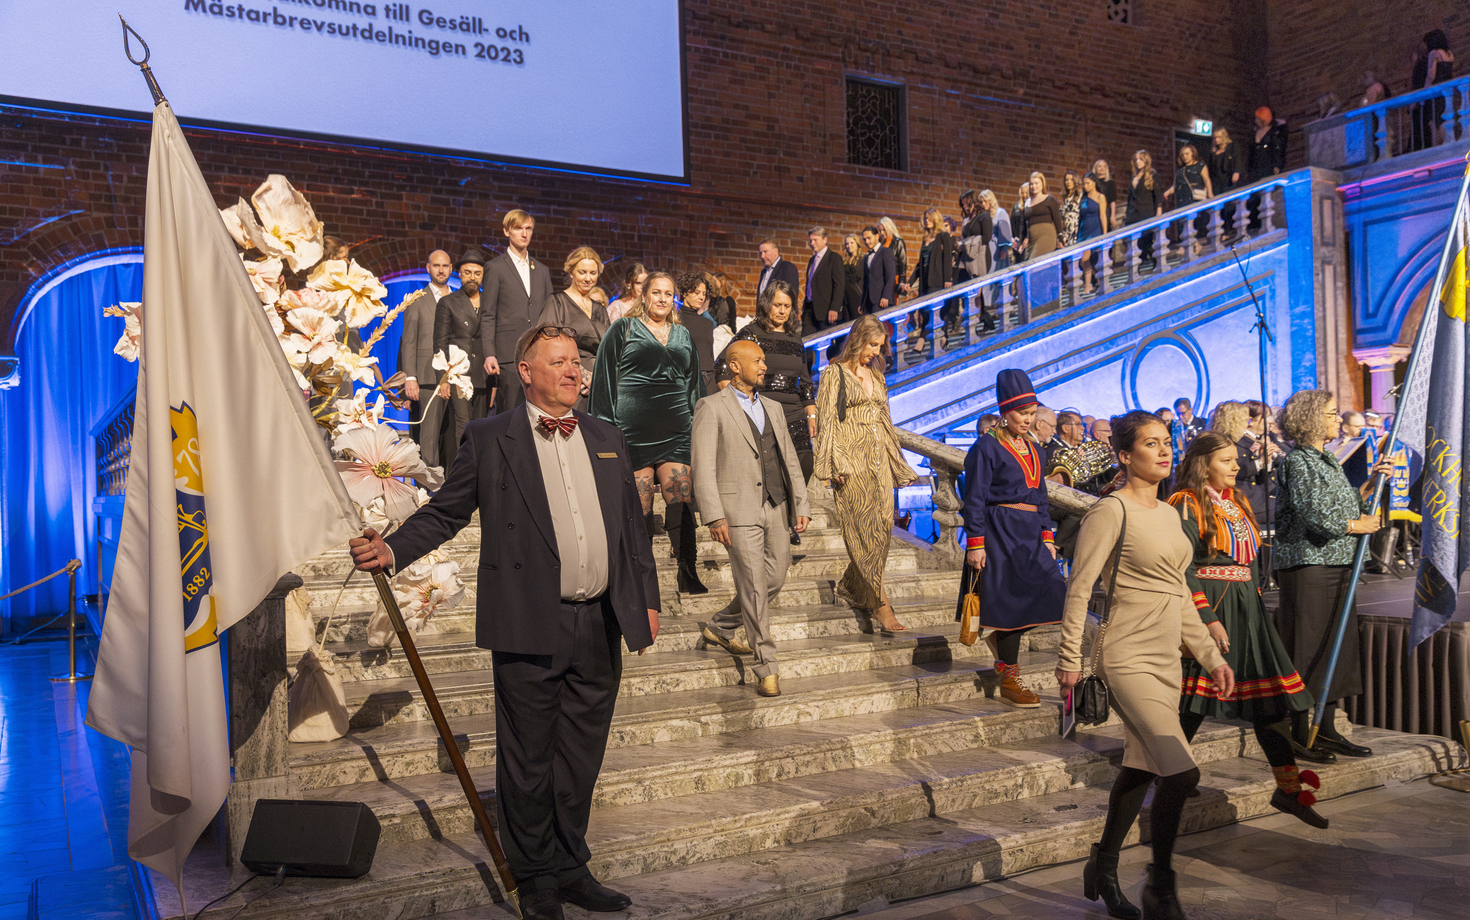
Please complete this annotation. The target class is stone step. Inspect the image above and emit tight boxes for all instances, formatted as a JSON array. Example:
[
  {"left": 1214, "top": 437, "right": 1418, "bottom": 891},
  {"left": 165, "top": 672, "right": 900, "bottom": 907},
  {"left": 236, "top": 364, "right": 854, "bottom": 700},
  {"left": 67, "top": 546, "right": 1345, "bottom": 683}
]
[
  {"left": 308, "top": 566, "right": 968, "bottom": 642},
  {"left": 186, "top": 727, "right": 1458, "bottom": 920},
  {"left": 289, "top": 646, "right": 1064, "bottom": 790},
  {"left": 321, "top": 595, "right": 1006, "bottom": 682}
]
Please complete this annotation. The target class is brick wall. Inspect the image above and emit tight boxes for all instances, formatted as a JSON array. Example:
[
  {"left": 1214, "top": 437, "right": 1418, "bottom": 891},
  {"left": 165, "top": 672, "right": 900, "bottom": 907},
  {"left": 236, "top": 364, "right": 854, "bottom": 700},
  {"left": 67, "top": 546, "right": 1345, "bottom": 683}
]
[
  {"left": 1, "top": 0, "right": 1270, "bottom": 352},
  {"left": 1267, "top": 0, "right": 1470, "bottom": 168}
]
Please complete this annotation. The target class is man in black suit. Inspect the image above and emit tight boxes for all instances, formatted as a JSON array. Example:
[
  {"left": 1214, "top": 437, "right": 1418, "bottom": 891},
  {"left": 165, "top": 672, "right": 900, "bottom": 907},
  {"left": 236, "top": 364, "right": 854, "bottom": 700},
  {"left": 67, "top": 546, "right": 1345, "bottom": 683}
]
[
  {"left": 756, "top": 238, "right": 799, "bottom": 302},
  {"left": 399, "top": 249, "right": 454, "bottom": 467},
  {"left": 801, "top": 226, "right": 847, "bottom": 335},
  {"left": 482, "top": 209, "right": 554, "bottom": 413},
  {"left": 351, "top": 325, "right": 660, "bottom": 920},
  {"left": 434, "top": 249, "right": 491, "bottom": 474},
  {"left": 861, "top": 225, "right": 897, "bottom": 314}
]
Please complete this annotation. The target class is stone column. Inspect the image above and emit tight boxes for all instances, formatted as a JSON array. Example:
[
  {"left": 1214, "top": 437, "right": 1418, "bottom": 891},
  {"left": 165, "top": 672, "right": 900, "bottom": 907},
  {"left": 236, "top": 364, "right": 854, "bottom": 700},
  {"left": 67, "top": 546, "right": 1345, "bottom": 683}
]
[
  {"left": 1352, "top": 345, "right": 1411, "bottom": 414},
  {"left": 226, "top": 573, "right": 302, "bottom": 865}
]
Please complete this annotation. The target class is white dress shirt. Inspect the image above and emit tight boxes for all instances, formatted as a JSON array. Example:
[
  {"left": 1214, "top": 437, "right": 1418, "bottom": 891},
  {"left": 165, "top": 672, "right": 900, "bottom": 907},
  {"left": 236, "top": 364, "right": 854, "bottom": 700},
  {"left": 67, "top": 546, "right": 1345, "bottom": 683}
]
[
  {"left": 525, "top": 402, "right": 609, "bottom": 601},
  {"left": 508, "top": 248, "right": 533, "bottom": 297}
]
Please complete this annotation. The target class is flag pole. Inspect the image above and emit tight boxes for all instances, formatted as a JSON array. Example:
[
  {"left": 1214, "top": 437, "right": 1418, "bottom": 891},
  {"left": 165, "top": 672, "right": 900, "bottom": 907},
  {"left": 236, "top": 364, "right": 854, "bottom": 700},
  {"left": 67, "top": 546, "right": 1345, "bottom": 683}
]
[
  {"left": 117, "top": 22, "right": 520, "bottom": 915},
  {"left": 370, "top": 572, "right": 522, "bottom": 918},
  {"left": 1308, "top": 158, "right": 1470, "bottom": 747}
]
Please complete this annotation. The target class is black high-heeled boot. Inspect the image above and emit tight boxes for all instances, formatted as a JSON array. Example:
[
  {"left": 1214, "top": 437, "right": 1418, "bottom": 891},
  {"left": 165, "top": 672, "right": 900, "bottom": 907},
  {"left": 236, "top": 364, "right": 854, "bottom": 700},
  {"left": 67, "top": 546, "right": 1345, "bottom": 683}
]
[
  {"left": 1083, "top": 844, "right": 1140, "bottom": 920},
  {"left": 1140, "top": 864, "right": 1187, "bottom": 920},
  {"left": 668, "top": 502, "right": 707, "bottom": 594}
]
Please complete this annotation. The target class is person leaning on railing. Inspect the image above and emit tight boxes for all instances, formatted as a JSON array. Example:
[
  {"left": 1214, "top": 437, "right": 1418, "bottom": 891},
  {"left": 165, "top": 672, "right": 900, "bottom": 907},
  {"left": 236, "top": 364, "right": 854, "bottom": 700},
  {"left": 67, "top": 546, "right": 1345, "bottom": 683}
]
[{"left": 1271, "top": 389, "right": 1393, "bottom": 764}]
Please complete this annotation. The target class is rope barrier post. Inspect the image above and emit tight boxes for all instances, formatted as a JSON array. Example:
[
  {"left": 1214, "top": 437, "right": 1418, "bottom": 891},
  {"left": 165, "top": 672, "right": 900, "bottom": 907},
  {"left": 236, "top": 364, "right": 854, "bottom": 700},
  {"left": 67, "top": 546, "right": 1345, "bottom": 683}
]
[{"left": 51, "top": 561, "right": 92, "bottom": 683}]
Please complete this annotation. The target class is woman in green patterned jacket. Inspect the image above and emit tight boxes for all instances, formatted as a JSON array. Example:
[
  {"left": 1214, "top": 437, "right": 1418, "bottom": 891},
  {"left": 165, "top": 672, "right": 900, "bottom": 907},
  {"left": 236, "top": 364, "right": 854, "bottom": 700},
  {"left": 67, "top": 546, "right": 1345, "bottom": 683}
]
[{"left": 1273, "top": 389, "right": 1392, "bottom": 763}]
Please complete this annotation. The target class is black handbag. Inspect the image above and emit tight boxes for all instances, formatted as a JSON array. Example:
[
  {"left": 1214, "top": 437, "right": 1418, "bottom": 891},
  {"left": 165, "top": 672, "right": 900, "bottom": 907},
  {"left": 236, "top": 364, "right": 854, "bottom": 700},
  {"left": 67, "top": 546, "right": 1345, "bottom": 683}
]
[{"left": 1076, "top": 497, "right": 1126, "bottom": 726}]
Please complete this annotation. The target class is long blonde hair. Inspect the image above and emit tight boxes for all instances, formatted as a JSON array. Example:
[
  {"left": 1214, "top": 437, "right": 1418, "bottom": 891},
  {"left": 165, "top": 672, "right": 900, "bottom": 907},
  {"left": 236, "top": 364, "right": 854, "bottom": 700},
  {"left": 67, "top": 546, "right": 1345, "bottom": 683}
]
[
  {"left": 625, "top": 270, "right": 682, "bottom": 324},
  {"left": 922, "top": 207, "right": 946, "bottom": 241},
  {"left": 1208, "top": 400, "right": 1249, "bottom": 441},
  {"left": 1132, "top": 150, "right": 1155, "bottom": 190},
  {"left": 832, "top": 313, "right": 890, "bottom": 373}
]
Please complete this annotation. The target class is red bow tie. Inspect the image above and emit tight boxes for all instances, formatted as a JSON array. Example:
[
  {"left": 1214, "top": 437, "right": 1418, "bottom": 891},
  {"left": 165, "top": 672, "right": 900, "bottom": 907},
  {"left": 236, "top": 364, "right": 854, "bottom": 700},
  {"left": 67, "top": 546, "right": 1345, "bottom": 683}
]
[{"left": 538, "top": 415, "right": 578, "bottom": 437}]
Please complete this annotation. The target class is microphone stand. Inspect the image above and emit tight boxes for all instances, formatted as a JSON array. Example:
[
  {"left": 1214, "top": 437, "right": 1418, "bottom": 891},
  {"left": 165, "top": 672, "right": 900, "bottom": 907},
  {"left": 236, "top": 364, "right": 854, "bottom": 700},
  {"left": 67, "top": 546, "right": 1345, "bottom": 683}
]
[{"left": 1230, "top": 244, "right": 1276, "bottom": 587}]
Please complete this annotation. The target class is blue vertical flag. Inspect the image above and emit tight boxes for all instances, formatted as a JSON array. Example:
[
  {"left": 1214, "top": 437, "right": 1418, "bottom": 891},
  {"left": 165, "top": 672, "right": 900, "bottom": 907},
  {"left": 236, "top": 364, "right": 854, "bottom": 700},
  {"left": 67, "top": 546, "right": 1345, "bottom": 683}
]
[{"left": 1398, "top": 210, "right": 1470, "bottom": 648}]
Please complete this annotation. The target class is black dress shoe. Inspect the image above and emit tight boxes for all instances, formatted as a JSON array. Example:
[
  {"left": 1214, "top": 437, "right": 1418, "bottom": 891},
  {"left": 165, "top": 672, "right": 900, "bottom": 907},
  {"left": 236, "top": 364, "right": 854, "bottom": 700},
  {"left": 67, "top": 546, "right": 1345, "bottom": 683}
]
[
  {"left": 1270, "top": 788, "right": 1329, "bottom": 828},
  {"left": 555, "top": 875, "right": 632, "bottom": 912},
  {"left": 1289, "top": 736, "right": 1337, "bottom": 764},
  {"left": 1316, "top": 732, "right": 1373, "bottom": 758},
  {"left": 520, "top": 889, "right": 565, "bottom": 920}
]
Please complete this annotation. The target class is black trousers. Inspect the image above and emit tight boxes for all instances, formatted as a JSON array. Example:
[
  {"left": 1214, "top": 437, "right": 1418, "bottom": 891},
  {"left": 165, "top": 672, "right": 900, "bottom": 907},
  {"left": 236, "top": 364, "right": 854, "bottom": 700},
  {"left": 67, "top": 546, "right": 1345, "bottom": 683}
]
[
  {"left": 491, "top": 597, "right": 624, "bottom": 890},
  {"left": 442, "top": 386, "right": 490, "bottom": 477}
]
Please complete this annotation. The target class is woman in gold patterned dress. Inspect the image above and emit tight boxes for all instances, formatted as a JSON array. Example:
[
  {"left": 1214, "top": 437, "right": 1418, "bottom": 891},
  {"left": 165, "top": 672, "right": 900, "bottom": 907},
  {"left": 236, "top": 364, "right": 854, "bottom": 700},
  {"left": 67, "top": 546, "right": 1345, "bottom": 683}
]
[{"left": 815, "top": 314, "right": 919, "bottom": 632}]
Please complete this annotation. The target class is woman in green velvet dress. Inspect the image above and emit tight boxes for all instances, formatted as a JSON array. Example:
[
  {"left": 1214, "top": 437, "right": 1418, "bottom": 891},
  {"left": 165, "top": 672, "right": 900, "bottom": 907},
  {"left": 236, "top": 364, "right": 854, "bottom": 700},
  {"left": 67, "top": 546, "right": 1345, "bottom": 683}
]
[{"left": 590, "top": 271, "right": 704, "bottom": 533}]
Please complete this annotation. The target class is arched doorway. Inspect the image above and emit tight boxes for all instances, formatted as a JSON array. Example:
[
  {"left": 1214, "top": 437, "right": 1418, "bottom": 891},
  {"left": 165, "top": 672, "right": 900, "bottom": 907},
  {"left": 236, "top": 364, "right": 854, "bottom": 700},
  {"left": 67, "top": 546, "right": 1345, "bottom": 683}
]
[{"left": 0, "top": 252, "right": 143, "bottom": 634}]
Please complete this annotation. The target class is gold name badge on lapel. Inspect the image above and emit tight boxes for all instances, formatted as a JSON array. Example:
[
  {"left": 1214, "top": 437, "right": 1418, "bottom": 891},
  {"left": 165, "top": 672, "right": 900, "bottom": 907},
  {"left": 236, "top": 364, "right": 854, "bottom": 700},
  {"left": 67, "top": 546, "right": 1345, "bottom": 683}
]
[{"left": 597, "top": 452, "right": 618, "bottom": 459}]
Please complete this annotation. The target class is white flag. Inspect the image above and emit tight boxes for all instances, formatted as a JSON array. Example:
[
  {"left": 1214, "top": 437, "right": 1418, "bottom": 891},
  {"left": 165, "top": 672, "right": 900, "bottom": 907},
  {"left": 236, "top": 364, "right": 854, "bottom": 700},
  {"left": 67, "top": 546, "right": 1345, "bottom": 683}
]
[{"left": 84, "top": 102, "right": 361, "bottom": 897}]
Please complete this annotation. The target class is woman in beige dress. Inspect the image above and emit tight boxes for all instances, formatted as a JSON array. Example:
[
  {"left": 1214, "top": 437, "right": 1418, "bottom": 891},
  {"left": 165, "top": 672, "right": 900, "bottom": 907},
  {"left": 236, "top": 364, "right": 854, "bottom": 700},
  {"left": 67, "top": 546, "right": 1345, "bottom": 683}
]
[
  {"left": 536, "top": 246, "right": 611, "bottom": 412},
  {"left": 815, "top": 314, "right": 919, "bottom": 633},
  {"left": 1057, "top": 410, "right": 1234, "bottom": 920}
]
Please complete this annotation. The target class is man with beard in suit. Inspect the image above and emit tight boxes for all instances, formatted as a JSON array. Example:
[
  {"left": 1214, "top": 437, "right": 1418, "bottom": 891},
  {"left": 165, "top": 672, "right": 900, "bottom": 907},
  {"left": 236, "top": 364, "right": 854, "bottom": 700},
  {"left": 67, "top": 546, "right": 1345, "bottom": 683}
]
[
  {"left": 350, "top": 325, "right": 659, "bottom": 920},
  {"left": 399, "top": 249, "right": 454, "bottom": 467},
  {"left": 801, "top": 226, "right": 847, "bottom": 334},
  {"left": 482, "top": 210, "right": 554, "bottom": 413},
  {"left": 434, "top": 248, "right": 491, "bottom": 473}
]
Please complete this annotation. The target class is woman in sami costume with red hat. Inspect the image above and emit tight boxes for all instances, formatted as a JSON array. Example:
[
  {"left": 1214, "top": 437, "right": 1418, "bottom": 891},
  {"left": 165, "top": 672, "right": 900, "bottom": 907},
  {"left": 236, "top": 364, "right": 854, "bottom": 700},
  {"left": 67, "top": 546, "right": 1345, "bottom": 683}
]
[{"left": 955, "top": 368, "right": 1066, "bottom": 706}]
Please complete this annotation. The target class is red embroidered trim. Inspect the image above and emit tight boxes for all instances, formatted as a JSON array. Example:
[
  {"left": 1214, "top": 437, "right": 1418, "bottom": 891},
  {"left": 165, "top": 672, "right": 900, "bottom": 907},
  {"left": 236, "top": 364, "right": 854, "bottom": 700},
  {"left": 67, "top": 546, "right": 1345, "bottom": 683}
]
[
  {"left": 997, "top": 434, "right": 1041, "bottom": 489},
  {"left": 1042, "top": 530, "right": 1055, "bottom": 543},
  {"left": 1197, "top": 564, "right": 1251, "bottom": 582},
  {"left": 998, "top": 390, "right": 1037, "bottom": 411},
  {"left": 967, "top": 536, "right": 985, "bottom": 549},
  {"left": 1191, "top": 592, "right": 1210, "bottom": 609},
  {"left": 1181, "top": 671, "right": 1307, "bottom": 700}
]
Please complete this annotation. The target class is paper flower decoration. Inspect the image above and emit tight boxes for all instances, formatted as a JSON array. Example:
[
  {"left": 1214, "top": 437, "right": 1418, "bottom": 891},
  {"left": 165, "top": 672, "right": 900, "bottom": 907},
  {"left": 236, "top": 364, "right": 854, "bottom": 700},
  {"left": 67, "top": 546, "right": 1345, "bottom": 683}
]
[
  {"left": 103, "top": 302, "right": 143, "bottom": 362},
  {"left": 307, "top": 259, "right": 388, "bottom": 328},
  {"left": 282, "top": 306, "right": 342, "bottom": 365},
  {"left": 333, "top": 344, "right": 379, "bottom": 387},
  {"left": 251, "top": 174, "right": 325, "bottom": 272},
  {"left": 333, "top": 392, "right": 385, "bottom": 432},
  {"left": 432, "top": 345, "right": 474, "bottom": 400},
  {"left": 392, "top": 555, "right": 466, "bottom": 631},
  {"left": 333, "top": 424, "right": 443, "bottom": 523},
  {"left": 242, "top": 256, "right": 284, "bottom": 306}
]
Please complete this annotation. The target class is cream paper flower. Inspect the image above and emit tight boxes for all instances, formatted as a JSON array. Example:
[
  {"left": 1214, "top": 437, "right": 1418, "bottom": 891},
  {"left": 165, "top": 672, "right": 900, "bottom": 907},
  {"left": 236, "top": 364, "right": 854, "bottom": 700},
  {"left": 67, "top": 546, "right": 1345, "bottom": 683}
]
[
  {"left": 284, "top": 349, "right": 311, "bottom": 391},
  {"left": 243, "top": 255, "right": 284, "bottom": 306},
  {"left": 103, "top": 302, "right": 143, "bottom": 362},
  {"left": 307, "top": 259, "right": 388, "bottom": 328},
  {"left": 220, "top": 198, "right": 272, "bottom": 254},
  {"left": 333, "top": 424, "right": 443, "bottom": 523},
  {"left": 334, "top": 392, "right": 385, "bottom": 432},
  {"left": 333, "top": 344, "right": 379, "bottom": 387},
  {"left": 282, "top": 306, "right": 341, "bottom": 365},
  {"left": 263, "top": 302, "right": 286, "bottom": 338},
  {"left": 251, "top": 175, "right": 324, "bottom": 272},
  {"left": 432, "top": 345, "right": 474, "bottom": 400},
  {"left": 392, "top": 555, "right": 466, "bottom": 631}
]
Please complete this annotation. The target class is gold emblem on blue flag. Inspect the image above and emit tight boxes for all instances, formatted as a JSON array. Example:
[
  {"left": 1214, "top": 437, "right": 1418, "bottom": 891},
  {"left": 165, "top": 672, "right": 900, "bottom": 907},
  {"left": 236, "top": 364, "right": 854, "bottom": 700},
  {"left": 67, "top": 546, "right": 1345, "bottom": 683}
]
[{"left": 171, "top": 403, "right": 218, "bottom": 652}]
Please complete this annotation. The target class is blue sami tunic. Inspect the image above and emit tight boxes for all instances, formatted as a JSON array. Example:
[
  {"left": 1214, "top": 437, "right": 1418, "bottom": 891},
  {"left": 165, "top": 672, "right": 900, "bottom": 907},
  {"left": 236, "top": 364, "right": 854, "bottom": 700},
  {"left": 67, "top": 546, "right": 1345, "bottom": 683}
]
[{"left": 954, "top": 431, "right": 1067, "bottom": 630}]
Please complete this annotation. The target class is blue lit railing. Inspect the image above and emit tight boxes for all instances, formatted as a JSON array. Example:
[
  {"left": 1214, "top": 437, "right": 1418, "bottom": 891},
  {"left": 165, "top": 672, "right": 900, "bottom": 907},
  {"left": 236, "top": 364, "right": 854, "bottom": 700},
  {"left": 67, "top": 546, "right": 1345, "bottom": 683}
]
[
  {"left": 803, "top": 173, "right": 1292, "bottom": 373},
  {"left": 1305, "top": 73, "right": 1470, "bottom": 171}
]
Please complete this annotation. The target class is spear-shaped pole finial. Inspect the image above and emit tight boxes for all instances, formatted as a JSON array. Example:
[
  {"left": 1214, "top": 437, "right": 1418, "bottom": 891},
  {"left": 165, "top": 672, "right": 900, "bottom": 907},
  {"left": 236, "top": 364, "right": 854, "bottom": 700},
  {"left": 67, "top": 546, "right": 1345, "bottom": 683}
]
[{"left": 119, "top": 15, "right": 167, "bottom": 106}]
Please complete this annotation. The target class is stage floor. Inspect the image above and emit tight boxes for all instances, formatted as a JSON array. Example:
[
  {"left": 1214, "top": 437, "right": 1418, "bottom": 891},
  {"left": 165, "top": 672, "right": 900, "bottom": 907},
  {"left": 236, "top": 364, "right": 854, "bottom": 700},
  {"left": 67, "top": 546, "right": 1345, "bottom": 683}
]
[{"left": 0, "top": 571, "right": 1461, "bottom": 920}]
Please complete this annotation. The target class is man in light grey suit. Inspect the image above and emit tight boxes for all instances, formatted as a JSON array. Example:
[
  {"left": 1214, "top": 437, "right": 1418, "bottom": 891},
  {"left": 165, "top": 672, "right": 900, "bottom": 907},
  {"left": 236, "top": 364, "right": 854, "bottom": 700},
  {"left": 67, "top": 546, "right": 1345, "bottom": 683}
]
[
  {"left": 481, "top": 209, "right": 554, "bottom": 413},
  {"left": 398, "top": 249, "right": 454, "bottom": 467},
  {"left": 691, "top": 340, "right": 810, "bottom": 698}
]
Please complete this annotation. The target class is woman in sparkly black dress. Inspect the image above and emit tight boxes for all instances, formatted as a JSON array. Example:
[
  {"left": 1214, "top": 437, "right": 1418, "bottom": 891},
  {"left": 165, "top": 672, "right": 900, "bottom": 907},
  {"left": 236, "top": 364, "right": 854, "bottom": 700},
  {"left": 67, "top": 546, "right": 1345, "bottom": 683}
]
[{"left": 714, "top": 280, "right": 816, "bottom": 483}]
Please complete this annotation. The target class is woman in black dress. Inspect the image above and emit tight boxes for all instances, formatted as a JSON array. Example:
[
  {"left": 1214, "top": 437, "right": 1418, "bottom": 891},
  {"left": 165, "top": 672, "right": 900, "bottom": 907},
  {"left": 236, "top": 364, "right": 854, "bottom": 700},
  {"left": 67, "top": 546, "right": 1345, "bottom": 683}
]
[
  {"left": 1126, "top": 149, "right": 1162, "bottom": 270},
  {"left": 1165, "top": 144, "right": 1212, "bottom": 254},
  {"left": 714, "top": 280, "right": 816, "bottom": 483},
  {"left": 901, "top": 207, "right": 955, "bottom": 357},
  {"left": 841, "top": 234, "right": 865, "bottom": 319},
  {"left": 1209, "top": 128, "right": 1241, "bottom": 238},
  {"left": 535, "top": 245, "right": 611, "bottom": 411}
]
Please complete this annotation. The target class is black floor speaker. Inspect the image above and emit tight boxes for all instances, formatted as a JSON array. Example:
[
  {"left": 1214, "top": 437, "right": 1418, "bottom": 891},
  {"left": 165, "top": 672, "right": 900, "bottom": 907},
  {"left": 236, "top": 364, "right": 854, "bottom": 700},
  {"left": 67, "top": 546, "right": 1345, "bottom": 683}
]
[{"left": 241, "top": 799, "right": 380, "bottom": 878}]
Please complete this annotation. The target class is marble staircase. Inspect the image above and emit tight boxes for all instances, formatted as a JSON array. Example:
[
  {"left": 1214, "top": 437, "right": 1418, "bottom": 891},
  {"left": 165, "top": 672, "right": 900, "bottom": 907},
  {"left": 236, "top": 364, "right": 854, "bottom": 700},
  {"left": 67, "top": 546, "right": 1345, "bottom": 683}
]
[{"left": 181, "top": 491, "right": 1465, "bottom": 919}]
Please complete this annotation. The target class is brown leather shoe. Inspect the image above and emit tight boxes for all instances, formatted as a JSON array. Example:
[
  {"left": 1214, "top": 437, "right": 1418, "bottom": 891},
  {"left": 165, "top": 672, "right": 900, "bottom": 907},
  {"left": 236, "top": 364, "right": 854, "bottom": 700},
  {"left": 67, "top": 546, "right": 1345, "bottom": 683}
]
[
  {"left": 995, "top": 662, "right": 1041, "bottom": 708},
  {"left": 702, "top": 626, "right": 753, "bottom": 655},
  {"left": 756, "top": 675, "right": 781, "bottom": 697}
]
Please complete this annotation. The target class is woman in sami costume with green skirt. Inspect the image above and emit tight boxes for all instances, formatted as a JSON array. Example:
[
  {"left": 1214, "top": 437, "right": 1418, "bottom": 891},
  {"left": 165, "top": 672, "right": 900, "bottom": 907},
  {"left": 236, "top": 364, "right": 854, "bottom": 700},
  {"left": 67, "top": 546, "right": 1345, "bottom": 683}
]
[{"left": 1167, "top": 432, "right": 1326, "bottom": 829}]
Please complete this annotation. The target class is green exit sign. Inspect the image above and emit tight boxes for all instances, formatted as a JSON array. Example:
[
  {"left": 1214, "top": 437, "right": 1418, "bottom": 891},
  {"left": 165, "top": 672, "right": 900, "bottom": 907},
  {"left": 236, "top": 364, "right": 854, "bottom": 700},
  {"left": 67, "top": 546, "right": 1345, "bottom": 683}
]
[{"left": 1191, "top": 119, "right": 1213, "bottom": 136}]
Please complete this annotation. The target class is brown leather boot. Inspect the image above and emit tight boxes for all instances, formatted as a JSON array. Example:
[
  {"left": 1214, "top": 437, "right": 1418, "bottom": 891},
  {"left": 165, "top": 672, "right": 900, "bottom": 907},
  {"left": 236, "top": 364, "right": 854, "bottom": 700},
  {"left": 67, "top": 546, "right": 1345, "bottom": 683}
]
[{"left": 994, "top": 661, "right": 1041, "bottom": 708}]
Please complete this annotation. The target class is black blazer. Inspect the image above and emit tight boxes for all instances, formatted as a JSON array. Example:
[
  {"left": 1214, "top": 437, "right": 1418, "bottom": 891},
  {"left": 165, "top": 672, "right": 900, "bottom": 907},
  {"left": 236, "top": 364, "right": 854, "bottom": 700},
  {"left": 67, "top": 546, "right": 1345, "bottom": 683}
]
[
  {"left": 434, "top": 289, "right": 487, "bottom": 387},
  {"left": 908, "top": 231, "right": 955, "bottom": 294},
  {"left": 862, "top": 246, "right": 897, "bottom": 311},
  {"left": 678, "top": 306, "right": 716, "bottom": 397},
  {"left": 384, "top": 407, "right": 659, "bottom": 655},
  {"left": 804, "top": 249, "right": 846, "bottom": 316},
  {"left": 759, "top": 258, "right": 800, "bottom": 298}
]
